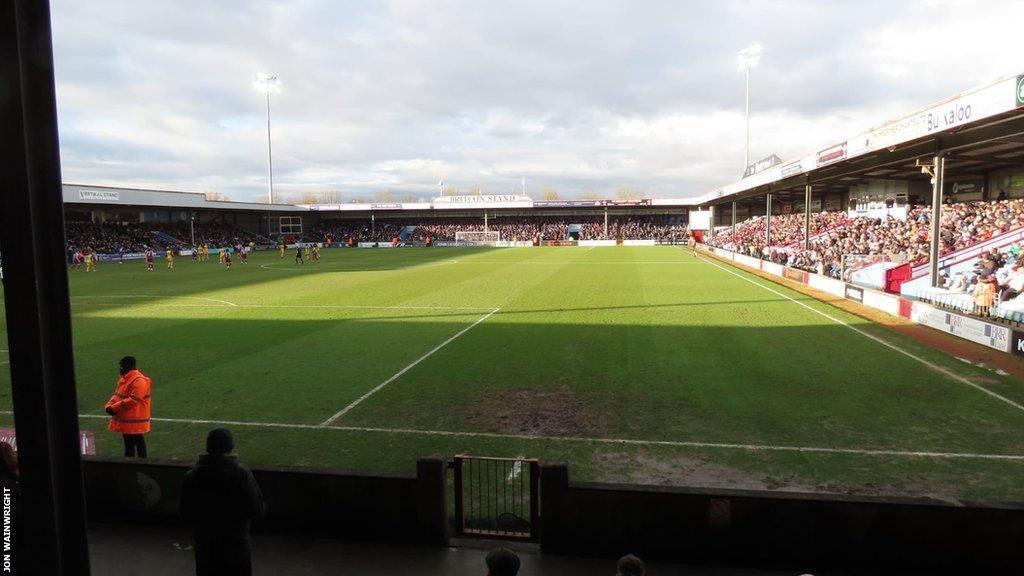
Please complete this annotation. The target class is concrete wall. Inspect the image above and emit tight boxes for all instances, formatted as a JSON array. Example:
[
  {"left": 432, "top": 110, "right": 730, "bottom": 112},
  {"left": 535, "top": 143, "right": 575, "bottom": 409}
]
[
  {"left": 540, "top": 463, "right": 1024, "bottom": 573},
  {"left": 81, "top": 456, "right": 448, "bottom": 546}
]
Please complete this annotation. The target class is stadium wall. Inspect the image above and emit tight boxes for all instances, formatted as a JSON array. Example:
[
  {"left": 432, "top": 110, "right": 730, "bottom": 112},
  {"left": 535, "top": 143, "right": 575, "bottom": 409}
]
[
  {"left": 539, "top": 463, "right": 1024, "bottom": 572},
  {"left": 80, "top": 454, "right": 1024, "bottom": 571},
  {"left": 80, "top": 456, "right": 449, "bottom": 546},
  {"left": 702, "top": 245, "right": 1018, "bottom": 355}
]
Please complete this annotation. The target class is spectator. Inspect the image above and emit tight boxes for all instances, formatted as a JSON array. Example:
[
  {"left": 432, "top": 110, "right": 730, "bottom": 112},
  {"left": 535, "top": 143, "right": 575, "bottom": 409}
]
[
  {"left": 485, "top": 548, "right": 521, "bottom": 576},
  {"left": 1000, "top": 263, "right": 1024, "bottom": 301},
  {"left": 947, "top": 271, "right": 968, "bottom": 293},
  {"left": 0, "top": 442, "right": 18, "bottom": 482},
  {"left": 616, "top": 554, "right": 646, "bottom": 576},
  {"left": 180, "top": 428, "right": 265, "bottom": 576},
  {"left": 972, "top": 274, "right": 997, "bottom": 316}
]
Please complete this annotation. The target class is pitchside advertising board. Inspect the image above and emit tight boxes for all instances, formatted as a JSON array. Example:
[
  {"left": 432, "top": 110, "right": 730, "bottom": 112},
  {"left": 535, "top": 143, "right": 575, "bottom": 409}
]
[
  {"left": 844, "top": 285, "right": 864, "bottom": 303},
  {"left": 1013, "top": 330, "right": 1024, "bottom": 358},
  {"left": 910, "top": 302, "right": 1011, "bottom": 352}
]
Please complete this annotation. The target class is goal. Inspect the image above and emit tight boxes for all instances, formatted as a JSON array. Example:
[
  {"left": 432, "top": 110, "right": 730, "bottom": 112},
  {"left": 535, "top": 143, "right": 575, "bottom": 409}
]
[{"left": 455, "top": 230, "right": 501, "bottom": 246}]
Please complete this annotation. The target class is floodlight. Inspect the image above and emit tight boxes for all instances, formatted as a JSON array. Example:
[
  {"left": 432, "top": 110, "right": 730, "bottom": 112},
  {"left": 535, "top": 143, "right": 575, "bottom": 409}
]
[
  {"left": 253, "top": 72, "right": 281, "bottom": 94},
  {"left": 737, "top": 44, "right": 762, "bottom": 71}
]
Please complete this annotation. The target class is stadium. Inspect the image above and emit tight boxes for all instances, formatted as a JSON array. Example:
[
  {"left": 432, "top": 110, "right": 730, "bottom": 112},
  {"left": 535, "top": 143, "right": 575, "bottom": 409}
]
[{"left": 5, "top": 2, "right": 1024, "bottom": 576}]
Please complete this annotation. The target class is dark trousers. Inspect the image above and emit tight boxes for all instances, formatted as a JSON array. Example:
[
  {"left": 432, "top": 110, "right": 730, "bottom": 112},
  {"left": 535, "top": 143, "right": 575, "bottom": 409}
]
[
  {"left": 195, "top": 544, "right": 252, "bottom": 576},
  {"left": 122, "top": 434, "right": 147, "bottom": 458}
]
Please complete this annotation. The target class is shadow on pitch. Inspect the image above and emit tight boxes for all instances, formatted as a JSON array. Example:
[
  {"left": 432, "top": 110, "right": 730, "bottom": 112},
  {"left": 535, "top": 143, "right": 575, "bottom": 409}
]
[{"left": 27, "top": 314, "right": 1016, "bottom": 463}]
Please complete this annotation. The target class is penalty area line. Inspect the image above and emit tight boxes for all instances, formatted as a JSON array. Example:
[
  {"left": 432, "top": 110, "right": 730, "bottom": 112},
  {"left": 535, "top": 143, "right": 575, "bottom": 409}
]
[
  {"left": 696, "top": 253, "right": 1024, "bottom": 415},
  {"left": 318, "top": 307, "right": 502, "bottom": 426},
  {"left": 35, "top": 411, "right": 1024, "bottom": 462}
]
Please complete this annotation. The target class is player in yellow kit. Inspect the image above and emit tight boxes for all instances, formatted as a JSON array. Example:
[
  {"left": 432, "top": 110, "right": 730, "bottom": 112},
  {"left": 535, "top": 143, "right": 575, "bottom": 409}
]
[
  {"left": 278, "top": 243, "right": 286, "bottom": 258},
  {"left": 84, "top": 250, "right": 95, "bottom": 272},
  {"left": 165, "top": 248, "right": 175, "bottom": 270}
]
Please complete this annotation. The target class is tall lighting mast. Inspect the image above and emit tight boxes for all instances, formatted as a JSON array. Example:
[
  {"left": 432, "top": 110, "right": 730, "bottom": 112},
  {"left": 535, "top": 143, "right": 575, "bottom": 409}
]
[
  {"left": 253, "top": 72, "right": 281, "bottom": 203},
  {"left": 737, "top": 44, "right": 762, "bottom": 171}
]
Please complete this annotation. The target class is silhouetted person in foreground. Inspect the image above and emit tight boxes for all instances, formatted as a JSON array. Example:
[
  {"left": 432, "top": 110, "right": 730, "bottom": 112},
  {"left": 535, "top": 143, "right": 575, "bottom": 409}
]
[
  {"left": 616, "top": 554, "right": 645, "bottom": 576},
  {"left": 180, "top": 428, "right": 265, "bottom": 576},
  {"left": 486, "top": 548, "right": 520, "bottom": 576}
]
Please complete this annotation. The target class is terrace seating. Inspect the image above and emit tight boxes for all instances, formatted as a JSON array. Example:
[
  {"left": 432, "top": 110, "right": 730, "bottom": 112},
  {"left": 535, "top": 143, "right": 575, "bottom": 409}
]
[
  {"left": 709, "top": 199, "right": 1024, "bottom": 280},
  {"left": 64, "top": 221, "right": 273, "bottom": 254}
]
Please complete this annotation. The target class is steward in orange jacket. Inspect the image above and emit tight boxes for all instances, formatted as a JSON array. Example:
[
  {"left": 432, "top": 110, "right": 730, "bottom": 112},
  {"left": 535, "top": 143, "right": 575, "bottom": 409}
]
[{"left": 105, "top": 356, "right": 152, "bottom": 458}]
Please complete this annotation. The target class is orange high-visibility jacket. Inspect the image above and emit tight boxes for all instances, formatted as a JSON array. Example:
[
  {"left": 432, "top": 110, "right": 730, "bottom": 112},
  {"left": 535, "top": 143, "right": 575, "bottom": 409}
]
[{"left": 105, "top": 369, "right": 152, "bottom": 434}]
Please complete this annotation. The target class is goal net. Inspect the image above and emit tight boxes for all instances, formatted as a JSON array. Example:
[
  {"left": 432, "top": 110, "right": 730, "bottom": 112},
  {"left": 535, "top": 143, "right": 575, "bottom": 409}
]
[{"left": 454, "top": 230, "right": 501, "bottom": 246}]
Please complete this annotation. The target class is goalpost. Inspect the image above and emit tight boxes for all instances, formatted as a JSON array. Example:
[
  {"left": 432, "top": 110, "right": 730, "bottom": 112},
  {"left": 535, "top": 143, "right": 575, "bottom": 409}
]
[{"left": 454, "top": 230, "right": 501, "bottom": 247}]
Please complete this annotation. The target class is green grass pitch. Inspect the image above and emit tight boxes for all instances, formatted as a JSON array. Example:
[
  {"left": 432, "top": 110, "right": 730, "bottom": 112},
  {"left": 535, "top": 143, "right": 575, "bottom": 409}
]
[{"left": 1, "top": 246, "right": 1023, "bottom": 501}]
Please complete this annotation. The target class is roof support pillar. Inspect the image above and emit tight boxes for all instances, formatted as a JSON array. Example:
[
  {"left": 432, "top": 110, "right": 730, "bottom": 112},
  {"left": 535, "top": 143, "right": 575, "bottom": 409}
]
[
  {"left": 765, "top": 192, "right": 772, "bottom": 248},
  {"left": 0, "top": 0, "right": 92, "bottom": 573},
  {"left": 803, "top": 179, "right": 812, "bottom": 251},
  {"left": 930, "top": 154, "right": 946, "bottom": 287}
]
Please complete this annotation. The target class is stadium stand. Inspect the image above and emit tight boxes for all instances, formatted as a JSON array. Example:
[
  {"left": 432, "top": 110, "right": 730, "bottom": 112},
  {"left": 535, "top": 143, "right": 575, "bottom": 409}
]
[
  {"left": 708, "top": 200, "right": 1024, "bottom": 270},
  {"left": 706, "top": 198, "right": 1024, "bottom": 321},
  {"left": 64, "top": 221, "right": 277, "bottom": 254},
  {"left": 308, "top": 215, "right": 686, "bottom": 243}
]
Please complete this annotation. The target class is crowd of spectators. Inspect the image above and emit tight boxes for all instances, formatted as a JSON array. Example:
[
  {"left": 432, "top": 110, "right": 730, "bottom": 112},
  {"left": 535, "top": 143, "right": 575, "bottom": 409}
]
[
  {"left": 64, "top": 221, "right": 271, "bottom": 254},
  {"left": 65, "top": 222, "right": 162, "bottom": 254},
  {"left": 707, "top": 199, "right": 1024, "bottom": 279},
  {"left": 937, "top": 244, "right": 1024, "bottom": 319},
  {"left": 62, "top": 214, "right": 689, "bottom": 255},
  {"left": 309, "top": 216, "right": 686, "bottom": 243}
]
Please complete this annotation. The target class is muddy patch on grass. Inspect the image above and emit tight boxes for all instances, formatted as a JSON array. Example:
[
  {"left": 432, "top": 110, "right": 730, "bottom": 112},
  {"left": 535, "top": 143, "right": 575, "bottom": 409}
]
[
  {"left": 468, "top": 386, "right": 605, "bottom": 437},
  {"left": 595, "top": 451, "right": 820, "bottom": 493},
  {"left": 593, "top": 451, "right": 977, "bottom": 503}
]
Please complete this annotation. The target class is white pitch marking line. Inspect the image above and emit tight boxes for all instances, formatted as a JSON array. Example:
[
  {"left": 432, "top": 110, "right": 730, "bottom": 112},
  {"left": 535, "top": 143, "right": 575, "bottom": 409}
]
[
  {"left": 696, "top": 254, "right": 1024, "bottom": 415},
  {"left": 319, "top": 307, "right": 502, "bottom": 426},
  {"left": 72, "top": 295, "right": 238, "bottom": 307},
  {"left": 35, "top": 411, "right": 1024, "bottom": 462},
  {"left": 234, "top": 304, "right": 493, "bottom": 311},
  {"left": 71, "top": 298, "right": 495, "bottom": 312}
]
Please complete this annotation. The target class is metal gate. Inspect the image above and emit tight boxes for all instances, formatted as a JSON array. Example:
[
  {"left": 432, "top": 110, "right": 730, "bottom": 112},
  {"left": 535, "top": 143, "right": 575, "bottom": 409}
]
[{"left": 451, "top": 454, "right": 539, "bottom": 540}]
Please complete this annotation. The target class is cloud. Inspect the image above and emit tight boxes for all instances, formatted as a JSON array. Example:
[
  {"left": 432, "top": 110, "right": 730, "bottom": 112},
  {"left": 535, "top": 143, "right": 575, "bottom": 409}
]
[{"left": 50, "top": 0, "right": 1024, "bottom": 201}]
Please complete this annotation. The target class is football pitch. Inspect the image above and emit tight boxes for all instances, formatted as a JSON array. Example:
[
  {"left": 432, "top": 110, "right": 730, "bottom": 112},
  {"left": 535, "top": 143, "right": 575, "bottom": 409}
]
[{"left": 2, "top": 246, "right": 1024, "bottom": 501}]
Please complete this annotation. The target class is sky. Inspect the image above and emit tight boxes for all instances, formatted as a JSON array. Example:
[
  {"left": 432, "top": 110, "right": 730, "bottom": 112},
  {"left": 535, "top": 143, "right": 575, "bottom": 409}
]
[{"left": 51, "top": 0, "right": 1024, "bottom": 202}]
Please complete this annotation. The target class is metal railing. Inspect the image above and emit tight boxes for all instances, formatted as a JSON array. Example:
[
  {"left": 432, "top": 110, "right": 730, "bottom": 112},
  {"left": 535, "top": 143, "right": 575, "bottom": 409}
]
[{"left": 451, "top": 454, "right": 539, "bottom": 540}]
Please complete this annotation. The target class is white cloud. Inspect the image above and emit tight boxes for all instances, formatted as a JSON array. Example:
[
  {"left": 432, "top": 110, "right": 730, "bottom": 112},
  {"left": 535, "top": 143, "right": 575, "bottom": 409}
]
[{"left": 49, "top": 0, "right": 1024, "bottom": 201}]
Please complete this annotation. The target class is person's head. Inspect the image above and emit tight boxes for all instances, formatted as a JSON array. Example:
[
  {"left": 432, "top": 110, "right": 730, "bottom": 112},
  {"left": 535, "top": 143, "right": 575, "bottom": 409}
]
[
  {"left": 118, "top": 356, "right": 137, "bottom": 375},
  {"left": 616, "top": 554, "right": 645, "bottom": 576},
  {"left": 0, "top": 443, "right": 17, "bottom": 475},
  {"left": 206, "top": 428, "right": 235, "bottom": 455},
  {"left": 485, "top": 548, "right": 520, "bottom": 576}
]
